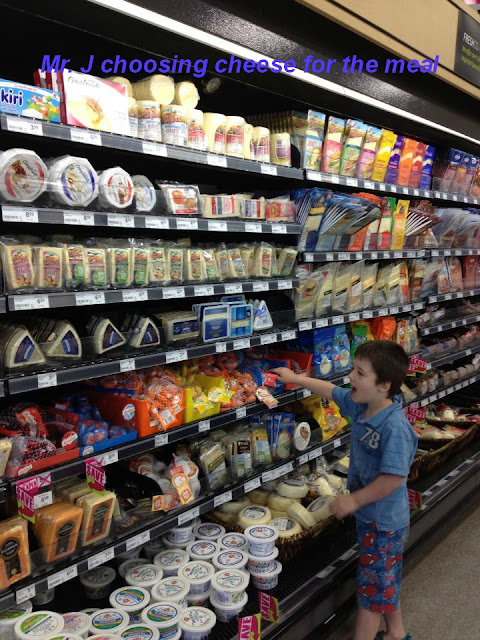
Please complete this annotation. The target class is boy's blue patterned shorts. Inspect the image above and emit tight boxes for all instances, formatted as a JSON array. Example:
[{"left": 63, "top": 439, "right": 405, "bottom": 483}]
[{"left": 356, "top": 520, "right": 410, "bottom": 613}]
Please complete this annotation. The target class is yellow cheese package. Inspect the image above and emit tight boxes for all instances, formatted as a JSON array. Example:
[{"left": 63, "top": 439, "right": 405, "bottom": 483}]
[
  {"left": 0, "top": 239, "right": 35, "bottom": 293},
  {"left": 374, "top": 264, "right": 389, "bottom": 308},
  {"left": 203, "top": 248, "right": 219, "bottom": 281},
  {"left": 34, "top": 501, "right": 83, "bottom": 562},
  {"left": 186, "top": 248, "right": 206, "bottom": 282},
  {"left": 167, "top": 246, "right": 185, "bottom": 283},
  {"left": 362, "top": 263, "right": 378, "bottom": 309},
  {"left": 253, "top": 243, "right": 273, "bottom": 278},
  {"left": 240, "top": 246, "right": 255, "bottom": 277},
  {"left": 216, "top": 245, "right": 230, "bottom": 281},
  {"left": 250, "top": 427, "right": 273, "bottom": 466},
  {"left": 131, "top": 245, "right": 151, "bottom": 287},
  {"left": 85, "top": 246, "right": 108, "bottom": 289},
  {"left": 314, "top": 263, "right": 337, "bottom": 317},
  {"left": 107, "top": 245, "right": 133, "bottom": 288},
  {"left": 371, "top": 130, "right": 398, "bottom": 182},
  {"left": 295, "top": 270, "right": 321, "bottom": 320},
  {"left": 0, "top": 324, "right": 46, "bottom": 369},
  {"left": 199, "top": 440, "right": 228, "bottom": 490},
  {"left": 64, "top": 243, "right": 89, "bottom": 289},
  {"left": 0, "top": 516, "right": 30, "bottom": 590},
  {"left": 399, "top": 261, "right": 411, "bottom": 304},
  {"left": 33, "top": 245, "right": 64, "bottom": 290},
  {"left": 385, "top": 263, "right": 401, "bottom": 305},
  {"left": 149, "top": 244, "right": 169, "bottom": 285},
  {"left": 332, "top": 263, "right": 352, "bottom": 314},
  {"left": 277, "top": 248, "right": 297, "bottom": 277},
  {"left": 390, "top": 200, "right": 409, "bottom": 250},
  {"left": 76, "top": 490, "right": 116, "bottom": 546},
  {"left": 228, "top": 246, "right": 247, "bottom": 279},
  {"left": 348, "top": 261, "right": 364, "bottom": 312},
  {"left": 300, "top": 395, "right": 347, "bottom": 441}
]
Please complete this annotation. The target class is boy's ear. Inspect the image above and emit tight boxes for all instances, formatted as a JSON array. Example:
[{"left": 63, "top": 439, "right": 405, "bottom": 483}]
[{"left": 377, "top": 380, "right": 391, "bottom": 395}]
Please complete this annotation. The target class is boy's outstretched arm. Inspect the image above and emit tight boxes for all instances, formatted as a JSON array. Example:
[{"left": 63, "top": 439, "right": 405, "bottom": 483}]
[
  {"left": 272, "top": 367, "right": 334, "bottom": 400},
  {"left": 331, "top": 474, "right": 405, "bottom": 519}
]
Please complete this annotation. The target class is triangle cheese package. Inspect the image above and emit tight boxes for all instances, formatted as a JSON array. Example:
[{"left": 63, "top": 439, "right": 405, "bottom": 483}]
[
  {"left": 120, "top": 314, "right": 161, "bottom": 349},
  {"left": 0, "top": 324, "right": 46, "bottom": 369},
  {"left": 87, "top": 316, "right": 126, "bottom": 354},
  {"left": 28, "top": 318, "right": 82, "bottom": 359}
]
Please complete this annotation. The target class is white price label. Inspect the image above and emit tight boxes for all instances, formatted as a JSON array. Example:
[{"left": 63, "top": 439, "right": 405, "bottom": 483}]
[
  {"left": 236, "top": 407, "right": 247, "bottom": 419},
  {"left": 306, "top": 171, "right": 321, "bottom": 182},
  {"left": 126, "top": 530, "right": 150, "bottom": 551},
  {"left": 253, "top": 281, "right": 269, "bottom": 292},
  {"left": 97, "top": 450, "right": 119, "bottom": 466},
  {"left": 262, "top": 470, "right": 275, "bottom": 483},
  {"left": 142, "top": 141, "right": 167, "bottom": 156},
  {"left": 470, "top": 291, "right": 476, "bottom": 296},
  {"left": 63, "top": 211, "right": 95, "bottom": 226},
  {"left": 348, "top": 313, "right": 360, "bottom": 321},
  {"left": 402, "top": 187, "right": 409, "bottom": 195},
  {"left": 13, "top": 295, "right": 49, "bottom": 311},
  {"left": 453, "top": 195, "right": 458, "bottom": 201},
  {"left": 233, "top": 338, "right": 250, "bottom": 350},
  {"left": 309, "top": 447, "right": 323, "bottom": 461},
  {"left": 334, "top": 438, "right": 342, "bottom": 449},
  {"left": 178, "top": 507, "right": 200, "bottom": 525},
  {"left": 245, "top": 223, "right": 262, "bottom": 234},
  {"left": 390, "top": 185, "right": 397, "bottom": 193},
  {"left": 38, "top": 372, "right": 57, "bottom": 389},
  {"left": 438, "top": 391, "right": 446, "bottom": 398},
  {"left": 48, "top": 565, "right": 78, "bottom": 589},
  {"left": 214, "top": 491, "right": 233, "bottom": 507},
  {"left": 430, "top": 394, "right": 438, "bottom": 402},
  {"left": 326, "top": 253, "right": 334, "bottom": 261},
  {"left": 75, "top": 291, "right": 106, "bottom": 306},
  {"left": 215, "top": 342, "right": 227, "bottom": 353},
  {"left": 278, "top": 280, "right": 292, "bottom": 290},
  {"left": 450, "top": 469, "right": 460, "bottom": 477},
  {"left": 346, "top": 178, "right": 358, "bottom": 187},
  {"left": 394, "top": 252, "right": 402, "bottom": 259},
  {"left": 474, "top": 199, "right": 479, "bottom": 205},
  {"left": 2, "top": 206, "right": 38, "bottom": 223},
  {"left": 338, "top": 252, "right": 351, "bottom": 261},
  {"left": 107, "top": 214, "right": 126, "bottom": 227},
  {"left": 176, "top": 218, "right": 199, "bottom": 230},
  {"left": 122, "top": 290, "right": 148, "bottom": 303},
  {"left": 304, "top": 253, "right": 314, "bottom": 262},
  {"left": 198, "top": 420, "right": 211, "bottom": 433},
  {"left": 244, "top": 477, "right": 261, "bottom": 493},
  {"left": 340, "top": 548, "right": 357, "bottom": 561},
  {"left": 120, "top": 359, "right": 135, "bottom": 373},
  {"left": 194, "top": 285, "right": 214, "bottom": 297},
  {"left": 87, "top": 547, "right": 115, "bottom": 570},
  {"left": 466, "top": 349, "right": 472, "bottom": 356},
  {"left": 364, "top": 181, "right": 374, "bottom": 189},
  {"left": 301, "top": 389, "right": 312, "bottom": 398},
  {"left": 281, "top": 330, "right": 296, "bottom": 341},
  {"left": 383, "top": 252, "right": 391, "bottom": 259},
  {"left": 7, "top": 116, "right": 43, "bottom": 136},
  {"left": 165, "top": 349, "right": 188, "bottom": 364},
  {"left": 298, "top": 321, "right": 313, "bottom": 332},
  {"left": 225, "top": 283, "right": 242, "bottom": 294},
  {"left": 16, "top": 585, "right": 36, "bottom": 604},
  {"left": 442, "top": 193, "right": 448, "bottom": 200},
  {"left": 413, "top": 189, "right": 420, "bottom": 196},
  {"left": 145, "top": 216, "right": 169, "bottom": 229},
  {"left": 420, "top": 399, "right": 429, "bottom": 407},
  {"left": 124, "top": 215, "right": 135, "bottom": 228},
  {"left": 407, "top": 252, "right": 416, "bottom": 258},
  {"left": 155, "top": 434, "right": 168, "bottom": 447},
  {"left": 378, "top": 309, "right": 388, "bottom": 316},
  {"left": 314, "top": 319, "right": 328, "bottom": 328},
  {"left": 272, "top": 225, "right": 287, "bottom": 234},
  {"left": 162, "top": 287, "right": 185, "bottom": 299},
  {"left": 414, "top": 303, "right": 424, "bottom": 310},
  {"left": 379, "top": 184, "right": 386, "bottom": 191},
  {"left": 355, "top": 253, "right": 363, "bottom": 261},
  {"left": 261, "top": 164, "right": 277, "bottom": 176},
  {"left": 71, "top": 129, "right": 101, "bottom": 145},
  {"left": 34, "top": 491, "right": 53, "bottom": 509},
  {"left": 332, "top": 316, "right": 344, "bottom": 325},
  {"left": 363, "top": 310, "right": 373, "bottom": 319},
  {"left": 330, "top": 175, "right": 340, "bottom": 184},
  {"left": 260, "top": 333, "right": 277, "bottom": 345},
  {"left": 390, "top": 306, "right": 399, "bottom": 315},
  {"left": 298, "top": 453, "right": 309, "bottom": 466},
  {"left": 207, "top": 153, "right": 227, "bottom": 167},
  {"left": 434, "top": 192, "right": 441, "bottom": 199},
  {"left": 208, "top": 220, "right": 228, "bottom": 232},
  {"left": 317, "top": 566, "right": 335, "bottom": 579},
  {"left": 437, "top": 478, "right": 448, "bottom": 487},
  {"left": 444, "top": 294, "right": 452, "bottom": 300}
]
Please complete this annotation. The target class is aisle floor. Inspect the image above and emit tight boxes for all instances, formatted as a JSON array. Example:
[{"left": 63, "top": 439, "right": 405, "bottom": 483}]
[{"left": 326, "top": 502, "right": 480, "bottom": 640}]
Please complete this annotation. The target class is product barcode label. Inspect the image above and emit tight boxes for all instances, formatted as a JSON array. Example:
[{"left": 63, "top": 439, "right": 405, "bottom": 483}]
[
  {"left": 120, "top": 359, "right": 135, "bottom": 373},
  {"left": 63, "top": 211, "right": 95, "bottom": 226},
  {"left": 145, "top": 216, "right": 169, "bottom": 229},
  {"left": 75, "top": 291, "right": 106, "bottom": 306},
  {"left": 214, "top": 491, "right": 233, "bottom": 507},
  {"left": 176, "top": 218, "right": 198, "bottom": 230},
  {"left": 208, "top": 220, "right": 228, "bottom": 232},
  {"left": 7, "top": 116, "right": 43, "bottom": 136},
  {"left": 122, "top": 290, "right": 148, "bottom": 303},
  {"left": 142, "top": 141, "right": 167, "bottom": 156},
  {"left": 126, "top": 530, "right": 151, "bottom": 551},
  {"left": 16, "top": 585, "right": 36, "bottom": 604},
  {"left": 71, "top": 129, "right": 101, "bottom": 145},
  {"left": 48, "top": 565, "right": 78, "bottom": 589},
  {"left": 245, "top": 223, "right": 262, "bottom": 233},
  {"left": 88, "top": 548, "right": 115, "bottom": 570},
  {"left": 38, "top": 372, "right": 57, "bottom": 389},
  {"left": 162, "top": 287, "right": 185, "bottom": 299},
  {"left": 165, "top": 349, "right": 188, "bottom": 364},
  {"left": 178, "top": 507, "right": 200, "bottom": 525},
  {"left": 194, "top": 285, "right": 214, "bottom": 297},
  {"left": 2, "top": 206, "right": 39, "bottom": 223},
  {"left": 244, "top": 477, "right": 261, "bottom": 493},
  {"left": 155, "top": 433, "right": 168, "bottom": 447},
  {"left": 12, "top": 295, "right": 49, "bottom": 311},
  {"left": 198, "top": 420, "right": 211, "bottom": 433}
]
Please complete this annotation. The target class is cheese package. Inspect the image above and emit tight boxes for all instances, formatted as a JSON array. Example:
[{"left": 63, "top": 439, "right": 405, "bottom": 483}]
[
  {"left": 149, "top": 246, "right": 169, "bottom": 285},
  {"left": 390, "top": 200, "right": 409, "bottom": 250},
  {"left": 167, "top": 247, "right": 185, "bottom": 283},
  {"left": 216, "top": 247, "right": 230, "bottom": 281},
  {"left": 270, "top": 133, "right": 291, "bottom": 166},
  {"left": 225, "top": 116, "right": 245, "bottom": 158},
  {"left": 137, "top": 101, "right": 162, "bottom": 142},
  {"left": 371, "top": 130, "right": 398, "bottom": 182},
  {"left": 86, "top": 247, "right": 108, "bottom": 289},
  {"left": 34, "top": 502, "right": 83, "bottom": 562},
  {"left": 203, "top": 113, "right": 226, "bottom": 154},
  {"left": 42, "top": 320, "right": 82, "bottom": 359},
  {"left": 132, "top": 246, "right": 151, "bottom": 287},
  {"left": 0, "top": 240, "right": 35, "bottom": 292},
  {"left": 132, "top": 175, "right": 157, "bottom": 213},
  {"left": 63, "top": 481, "right": 90, "bottom": 504},
  {"left": 252, "top": 127, "right": 270, "bottom": 163},
  {"left": 76, "top": 490, "right": 116, "bottom": 546},
  {"left": 240, "top": 247, "right": 255, "bottom": 277},
  {"left": 243, "top": 123, "right": 253, "bottom": 160},
  {"left": 98, "top": 168, "right": 134, "bottom": 210},
  {"left": 64, "top": 244, "right": 89, "bottom": 289},
  {"left": 128, "top": 97, "right": 138, "bottom": 137},
  {"left": 33, "top": 245, "right": 64, "bottom": 290},
  {"left": 158, "top": 312, "right": 199, "bottom": 344},
  {"left": 87, "top": 317, "right": 126, "bottom": 354},
  {"left": 253, "top": 244, "right": 273, "bottom": 279},
  {"left": 175, "top": 81, "right": 199, "bottom": 109},
  {"left": 47, "top": 156, "right": 98, "bottom": 208},
  {"left": 0, "top": 516, "right": 30, "bottom": 590},
  {"left": 314, "top": 263, "right": 337, "bottom": 317},
  {"left": 1, "top": 325, "right": 46, "bottom": 369},
  {"left": 186, "top": 248, "right": 206, "bottom": 282},
  {"left": 186, "top": 109, "right": 208, "bottom": 151},
  {"left": 277, "top": 248, "right": 297, "bottom": 277},
  {"left": 203, "top": 248, "right": 219, "bottom": 282},
  {"left": 239, "top": 197, "right": 265, "bottom": 220},
  {"left": 158, "top": 184, "right": 201, "bottom": 216},
  {"left": 127, "top": 315, "right": 161, "bottom": 349},
  {"left": 108, "top": 246, "right": 133, "bottom": 288},
  {"left": 0, "top": 148, "right": 48, "bottom": 203},
  {"left": 0, "top": 439, "right": 12, "bottom": 477},
  {"left": 321, "top": 117, "right": 345, "bottom": 174},
  {"left": 161, "top": 104, "right": 187, "bottom": 147},
  {"left": 201, "top": 195, "right": 236, "bottom": 219},
  {"left": 133, "top": 75, "right": 175, "bottom": 105},
  {"left": 227, "top": 247, "right": 247, "bottom": 279}
]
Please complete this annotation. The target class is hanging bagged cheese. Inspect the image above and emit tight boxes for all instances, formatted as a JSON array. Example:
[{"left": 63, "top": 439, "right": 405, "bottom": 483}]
[
  {"left": 76, "top": 491, "right": 116, "bottom": 546},
  {"left": 133, "top": 75, "right": 175, "bottom": 104},
  {"left": 186, "top": 248, "right": 206, "bottom": 282},
  {"left": 34, "top": 502, "right": 83, "bottom": 563},
  {"left": 0, "top": 241, "right": 35, "bottom": 292},
  {"left": 0, "top": 516, "right": 30, "bottom": 590}
]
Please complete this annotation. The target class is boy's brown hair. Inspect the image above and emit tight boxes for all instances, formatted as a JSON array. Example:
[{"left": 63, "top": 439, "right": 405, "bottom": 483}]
[{"left": 354, "top": 340, "right": 410, "bottom": 397}]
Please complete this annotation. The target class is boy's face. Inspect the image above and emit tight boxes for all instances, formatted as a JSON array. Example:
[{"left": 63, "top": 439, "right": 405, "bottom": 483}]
[{"left": 349, "top": 356, "right": 391, "bottom": 404}]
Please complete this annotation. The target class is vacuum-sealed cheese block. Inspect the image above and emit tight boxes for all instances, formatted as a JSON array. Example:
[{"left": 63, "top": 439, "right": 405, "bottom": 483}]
[
  {"left": 0, "top": 439, "right": 12, "bottom": 477},
  {"left": 48, "top": 156, "right": 98, "bottom": 207},
  {"left": 204, "top": 113, "right": 226, "bottom": 154},
  {"left": 43, "top": 320, "right": 82, "bottom": 359},
  {"left": 33, "top": 246, "right": 63, "bottom": 290},
  {"left": 86, "top": 247, "right": 108, "bottom": 288},
  {"left": 277, "top": 248, "right": 297, "bottom": 277},
  {"left": 34, "top": 502, "right": 83, "bottom": 563},
  {"left": 0, "top": 516, "right": 30, "bottom": 590},
  {"left": 63, "top": 481, "right": 90, "bottom": 504},
  {"left": 2, "top": 326, "right": 46, "bottom": 369},
  {"left": 174, "top": 82, "right": 199, "bottom": 109},
  {"left": 1, "top": 243, "right": 34, "bottom": 292},
  {"left": 106, "top": 76, "right": 133, "bottom": 97},
  {"left": 167, "top": 248, "right": 184, "bottom": 283},
  {"left": 132, "top": 247, "right": 151, "bottom": 287},
  {"left": 149, "top": 246, "right": 169, "bottom": 284},
  {"left": 253, "top": 245, "right": 273, "bottom": 278},
  {"left": 76, "top": 491, "right": 116, "bottom": 546},
  {"left": 186, "top": 249, "right": 206, "bottom": 282},
  {"left": 133, "top": 75, "right": 175, "bottom": 105},
  {"left": 0, "top": 148, "right": 47, "bottom": 203},
  {"left": 203, "top": 249, "right": 219, "bottom": 281},
  {"left": 64, "top": 244, "right": 89, "bottom": 289},
  {"left": 108, "top": 247, "right": 133, "bottom": 288},
  {"left": 216, "top": 248, "right": 229, "bottom": 281},
  {"left": 240, "top": 248, "right": 254, "bottom": 277},
  {"left": 98, "top": 168, "right": 134, "bottom": 210},
  {"left": 228, "top": 247, "right": 246, "bottom": 279},
  {"left": 89, "top": 318, "right": 126, "bottom": 354}
]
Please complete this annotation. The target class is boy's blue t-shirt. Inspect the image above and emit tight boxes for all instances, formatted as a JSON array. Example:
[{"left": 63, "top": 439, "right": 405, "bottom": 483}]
[{"left": 332, "top": 387, "right": 418, "bottom": 531}]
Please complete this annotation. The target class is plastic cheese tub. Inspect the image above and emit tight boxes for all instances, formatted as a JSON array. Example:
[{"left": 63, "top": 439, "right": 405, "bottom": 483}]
[
  {"left": 79, "top": 567, "right": 116, "bottom": 600},
  {"left": 120, "top": 624, "right": 159, "bottom": 640},
  {"left": 89, "top": 635, "right": 118, "bottom": 640},
  {"left": 61, "top": 613, "right": 90, "bottom": 639},
  {"left": 0, "top": 601, "right": 32, "bottom": 640},
  {"left": 210, "top": 592, "right": 248, "bottom": 622},
  {"left": 142, "top": 538, "right": 165, "bottom": 563},
  {"left": 250, "top": 560, "right": 282, "bottom": 590},
  {"left": 193, "top": 523, "right": 225, "bottom": 542},
  {"left": 212, "top": 550, "right": 248, "bottom": 573},
  {"left": 247, "top": 546, "right": 279, "bottom": 574},
  {"left": 179, "top": 562, "right": 214, "bottom": 596},
  {"left": 151, "top": 577, "right": 190, "bottom": 610},
  {"left": 185, "top": 590, "right": 211, "bottom": 608},
  {"left": 118, "top": 559, "right": 149, "bottom": 579},
  {"left": 140, "top": 603, "right": 181, "bottom": 640},
  {"left": 244, "top": 525, "right": 279, "bottom": 557},
  {"left": 109, "top": 587, "right": 151, "bottom": 615},
  {"left": 218, "top": 533, "right": 247, "bottom": 552},
  {"left": 178, "top": 607, "right": 216, "bottom": 640},
  {"left": 153, "top": 550, "right": 190, "bottom": 577},
  {"left": 186, "top": 541, "right": 219, "bottom": 563},
  {"left": 88, "top": 610, "right": 129, "bottom": 636},
  {"left": 211, "top": 569, "right": 249, "bottom": 605},
  {"left": 162, "top": 535, "right": 193, "bottom": 551},
  {"left": 165, "top": 523, "right": 195, "bottom": 545},
  {"left": 126, "top": 565, "right": 163, "bottom": 593},
  {"left": 14, "top": 612, "right": 64, "bottom": 640}
]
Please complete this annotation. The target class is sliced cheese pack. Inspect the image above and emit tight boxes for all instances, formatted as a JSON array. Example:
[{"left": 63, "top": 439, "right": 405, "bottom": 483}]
[
  {"left": 0, "top": 241, "right": 35, "bottom": 292},
  {"left": 86, "top": 247, "right": 108, "bottom": 289},
  {"left": 1, "top": 325, "right": 46, "bottom": 369},
  {"left": 0, "top": 516, "right": 31, "bottom": 590},
  {"left": 34, "top": 502, "right": 83, "bottom": 562},
  {"left": 64, "top": 244, "right": 89, "bottom": 289},
  {"left": 42, "top": 320, "right": 82, "bottom": 359},
  {"left": 77, "top": 491, "right": 116, "bottom": 546},
  {"left": 88, "top": 317, "right": 126, "bottom": 354}
]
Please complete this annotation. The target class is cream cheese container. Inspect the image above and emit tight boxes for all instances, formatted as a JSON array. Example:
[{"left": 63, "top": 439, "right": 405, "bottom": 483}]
[
  {"left": 193, "top": 523, "right": 225, "bottom": 542},
  {"left": 132, "top": 175, "right": 156, "bottom": 213},
  {"left": 0, "top": 601, "right": 32, "bottom": 640},
  {"left": 109, "top": 587, "right": 151, "bottom": 615},
  {"left": 153, "top": 550, "right": 190, "bottom": 577},
  {"left": 210, "top": 592, "right": 247, "bottom": 622},
  {"left": 166, "top": 523, "right": 195, "bottom": 545},
  {"left": 186, "top": 541, "right": 219, "bottom": 564},
  {"left": 178, "top": 607, "right": 216, "bottom": 640},
  {"left": 120, "top": 624, "right": 159, "bottom": 640},
  {"left": 140, "top": 603, "right": 181, "bottom": 640},
  {"left": 250, "top": 560, "right": 282, "bottom": 590},
  {"left": 218, "top": 533, "right": 248, "bottom": 552},
  {"left": 246, "top": 546, "right": 279, "bottom": 574},
  {"left": 126, "top": 565, "right": 163, "bottom": 593},
  {"left": 61, "top": 613, "right": 90, "bottom": 639},
  {"left": 14, "top": 612, "right": 64, "bottom": 640},
  {"left": 211, "top": 569, "right": 249, "bottom": 605},
  {"left": 212, "top": 550, "right": 248, "bottom": 573},
  {"left": 88, "top": 610, "right": 129, "bottom": 636},
  {"left": 0, "top": 148, "right": 47, "bottom": 203},
  {"left": 151, "top": 577, "right": 190, "bottom": 610},
  {"left": 179, "top": 561, "right": 214, "bottom": 596},
  {"left": 244, "top": 525, "right": 279, "bottom": 557}
]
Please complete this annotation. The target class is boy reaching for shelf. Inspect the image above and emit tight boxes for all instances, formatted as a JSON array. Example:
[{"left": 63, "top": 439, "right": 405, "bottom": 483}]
[{"left": 272, "top": 340, "right": 417, "bottom": 640}]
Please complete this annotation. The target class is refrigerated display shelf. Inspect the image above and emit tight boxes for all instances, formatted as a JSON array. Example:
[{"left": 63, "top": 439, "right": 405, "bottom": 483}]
[
  {"left": 403, "top": 373, "right": 480, "bottom": 409},
  {"left": 424, "top": 343, "right": 480, "bottom": 370},
  {"left": 420, "top": 313, "right": 480, "bottom": 336},
  {"left": 427, "top": 288, "right": 480, "bottom": 303},
  {"left": 297, "top": 303, "right": 424, "bottom": 332},
  {"left": 300, "top": 248, "right": 480, "bottom": 262}
]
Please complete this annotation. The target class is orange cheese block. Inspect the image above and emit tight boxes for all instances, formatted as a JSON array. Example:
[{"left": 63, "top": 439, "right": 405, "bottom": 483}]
[
  {"left": 76, "top": 491, "right": 116, "bottom": 546},
  {"left": 0, "top": 516, "right": 31, "bottom": 590},
  {"left": 34, "top": 502, "right": 83, "bottom": 563}
]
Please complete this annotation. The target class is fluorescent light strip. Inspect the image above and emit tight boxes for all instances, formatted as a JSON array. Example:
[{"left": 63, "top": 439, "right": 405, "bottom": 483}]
[{"left": 88, "top": 0, "right": 480, "bottom": 147}]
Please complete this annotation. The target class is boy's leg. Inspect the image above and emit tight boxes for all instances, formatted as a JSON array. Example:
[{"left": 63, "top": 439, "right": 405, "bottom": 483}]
[
  {"left": 354, "top": 606, "right": 381, "bottom": 640},
  {"left": 383, "top": 607, "right": 406, "bottom": 640}
]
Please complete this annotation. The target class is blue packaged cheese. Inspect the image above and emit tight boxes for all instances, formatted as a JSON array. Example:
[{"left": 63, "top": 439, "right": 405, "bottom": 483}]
[{"left": 0, "top": 79, "right": 61, "bottom": 121}]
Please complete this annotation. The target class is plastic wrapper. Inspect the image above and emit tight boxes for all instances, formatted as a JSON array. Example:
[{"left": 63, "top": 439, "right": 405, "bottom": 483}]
[
  {"left": 332, "top": 324, "right": 351, "bottom": 373},
  {"left": 225, "top": 430, "right": 253, "bottom": 479},
  {"left": 253, "top": 243, "right": 274, "bottom": 279},
  {"left": 167, "top": 246, "right": 185, "bottom": 284},
  {"left": 85, "top": 245, "right": 109, "bottom": 290},
  {"left": 149, "top": 243, "right": 170, "bottom": 286},
  {"left": 348, "top": 261, "right": 364, "bottom": 311},
  {"left": 131, "top": 243, "right": 151, "bottom": 287},
  {"left": 362, "top": 263, "right": 378, "bottom": 309},
  {"left": 294, "top": 269, "right": 321, "bottom": 320},
  {"left": 107, "top": 244, "right": 133, "bottom": 289},
  {"left": 0, "top": 238, "right": 35, "bottom": 293},
  {"left": 157, "top": 182, "right": 202, "bottom": 216},
  {"left": 314, "top": 263, "right": 338, "bottom": 317},
  {"left": 199, "top": 440, "right": 228, "bottom": 490},
  {"left": 216, "top": 244, "right": 230, "bottom": 282},
  {"left": 203, "top": 247, "right": 220, "bottom": 282},
  {"left": 313, "top": 327, "right": 335, "bottom": 379},
  {"left": 332, "top": 263, "right": 353, "bottom": 314},
  {"left": 186, "top": 248, "right": 206, "bottom": 283},
  {"left": 447, "top": 257, "right": 464, "bottom": 292}
]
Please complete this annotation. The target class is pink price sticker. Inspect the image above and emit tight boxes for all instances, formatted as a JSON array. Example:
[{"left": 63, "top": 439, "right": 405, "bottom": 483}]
[
  {"left": 259, "top": 592, "right": 279, "bottom": 623},
  {"left": 86, "top": 458, "right": 106, "bottom": 494},
  {"left": 238, "top": 614, "right": 262, "bottom": 640},
  {"left": 16, "top": 477, "right": 39, "bottom": 523}
]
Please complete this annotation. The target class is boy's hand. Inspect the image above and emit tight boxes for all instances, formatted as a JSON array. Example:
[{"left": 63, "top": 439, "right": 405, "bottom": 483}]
[
  {"left": 330, "top": 494, "right": 358, "bottom": 519},
  {"left": 271, "top": 367, "right": 298, "bottom": 385}
]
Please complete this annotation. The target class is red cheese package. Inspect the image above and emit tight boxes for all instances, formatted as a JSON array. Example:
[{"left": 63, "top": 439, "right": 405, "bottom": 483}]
[{"left": 462, "top": 256, "right": 477, "bottom": 289}]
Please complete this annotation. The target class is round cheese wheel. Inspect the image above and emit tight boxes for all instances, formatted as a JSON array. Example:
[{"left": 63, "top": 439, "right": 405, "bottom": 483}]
[
  {"left": 307, "top": 496, "right": 333, "bottom": 523},
  {"left": 219, "top": 496, "right": 249, "bottom": 515},
  {"left": 98, "top": 167, "right": 134, "bottom": 209},
  {"left": 269, "top": 509, "right": 288, "bottom": 520},
  {"left": 238, "top": 506, "right": 271, "bottom": 529},
  {"left": 106, "top": 76, "right": 133, "bottom": 97},
  {"left": 267, "top": 492, "right": 300, "bottom": 512},
  {"left": 276, "top": 479, "right": 308, "bottom": 499},
  {"left": 174, "top": 82, "right": 199, "bottom": 109},
  {"left": 132, "top": 175, "right": 157, "bottom": 212},
  {"left": 287, "top": 502, "right": 316, "bottom": 529},
  {"left": 326, "top": 474, "right": 345, "bottom": 491},
  {"left": 270, "top": 517, "right": 302, "bottom": 538},
  {"left": 248, "top": 489, "right": 270, "bottom": 506},
  {"left": 133, "top": 75, "right": 175, "bottom": 105},
  {"left": 311, "top": 477, "right": 335, "bottom": 497},
  {"left": 294, "top": 422, "right": 311, "bottom": 451},
  {"left": 48, "top": 155, "right": 98, "bottom": 207},
  {"left": 0, "top": 148, "right": 48, "bottom": 203}
]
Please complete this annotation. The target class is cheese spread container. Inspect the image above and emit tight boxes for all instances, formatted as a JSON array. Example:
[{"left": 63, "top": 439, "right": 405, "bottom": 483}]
[
  {"left": 126, "top": 565, "right": 163, "bottom": 593},
  {"left": 193, "top": 523, "right": 225, "bottom": 542},
  {"left": 47, "top": 155, "right": 98, "bottom": 207},
  {"left": 212, "top": 550, "right": 248, "bottom": 573},
  {"left": 247, "top": 546, "right": 279, "bottom": 574},
  {"left": 120, "top": 624, "right": 159, "bottom": 640},
  {"left": 118, "top": 558, "right": 149, "bottom": 579},
  {"left": 166, "top": 523, "right": 195, "bottom": 545},
  {"left": 250, "top": 560, "right": 282, "bottom": 590},
  {"left": 0, "top": 148, "right": 47, "bottom": 203},
  {"left": 14, "top": 612, "right": 64, "bottom": 640},
  {"left": 210, "top": 592, "right": 247, "bottom": 623},
  {"left": 179, "top": 561, "right": 214, "bottom": 596},
  {"left": 61, "top": 613, "right": 90, "bottom": 639},
  {"left": 178, "top": 607, "right": 216, "bottom": 640},
  {"left": 185, "top": 590, "right": 211, "bottom": 608},
  {"left": 140, "top": 603, "right": 181, "bottom": 640},
  {"left": 218, "top": 533, "right": 247, "bottom": 552},
  {"left": 80, "top": 567, "right": 116, "bottom": 600},
  {"left": 132, "top": 175, "right": 157, "bottom": 213},
  {"left": 225, "top": 116, "right": 245, "bottom": 158},
  {"left": 151, "top": 577, "right": 189, "bottom": 610},
  {"left": 244, "top": 525, "right": 279, "bottom": 557},
  {"left": 109, "top": 587, "right": 151, "bottom": 615},
  {"left": 162, "top": 535, "right": 193, "bottom": 551},
  {"left": 154, "top": 549, "right": 190, "bottom": 577},
  {"left": 0, "top": 601, "right": 32, "bottom": 640},
  {"left": 98, "top": 167, "right": 134, "bottom": 210},
  {"left": 186, "top": 541, "right": 219, "bottom": 564},
  {"left": 89, "top": 610, "right": 129, "bottom": 636},
  {"left": 211, "top": 569, "right": 249, "bottom": 605}
]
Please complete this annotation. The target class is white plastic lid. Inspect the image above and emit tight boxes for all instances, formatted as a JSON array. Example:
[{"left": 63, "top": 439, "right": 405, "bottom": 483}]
[
  {"left": 186, "top": 540, "right": 219, "bottom": 561},
  {"left": 62, "top": 612, "right": 90, "bottom": 637},
  {"left": 80, "top": 566, "right": 116, "bottom": 588},
  {"left": 120, "top": 624, "right": 160, "bottom": 640},
  {"left": 89, "top": 610, "right": 130, "bottom": 635},
  {"left": 15, "top": 611, "right": 64, "bottom": 640},
  {"left": 219, "top": 533, "right": 248, "bottom": 551},
  {"left": 109, "top": 587, "right": 151, "bottom": 613},
  {"left": 151, "top": 577, "right": 190, "bottom": 603},
  {"left": 126, "top": 564, "right": 163, "bottom": 589},
  {"left": 179, "top": 607, "right": 216, "bottom": 634},
  {"left": 210, "top": 591, "right": 248, "bottom": 611},
  {"left": 246, "top": 546, "right": 279, "bottom": 564},
  {"left": 140, "top": 603, "right": 181, "bottom": 629},
  {"left": 0, "top": 149, "right": 48, "bottom": 203},
  {"left": 250, "top": 559, "right": 282, "bottom": 578},
  {"left": 119, "top": 558, "right": 149, "bottom": 579},
  {"left": 179, "top": 561, "right": 214, "bottom": 585},
  {"left": 153, "top": 549, "right": 190, "bottom": 573},
  {"left": 212, "top": 550, "right": 248, "bottom": 571},
  {"left": 244, "top": 525, "right": 279, "bottom": 544},
  {"left": 0, "top": 600, "right": 32, "bottom": 625},
  {"left": 211, "top": 569, "right": 249, "bottom": 593},
  {"left": 294, "top": 422, "right": 311, "bottom": 451},
  {"left": 193, "top": 523, "right": 226, "bottom": 541},
  {"left": 48, "top": 155, "right": 98, "bottom": 207}
]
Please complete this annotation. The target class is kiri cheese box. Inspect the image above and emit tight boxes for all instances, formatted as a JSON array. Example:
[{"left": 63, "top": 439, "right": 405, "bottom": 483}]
[{"left": 0, "top": 78, "right": 61, "bottom": 121}]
